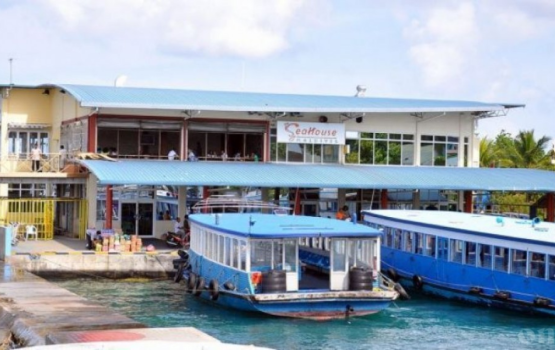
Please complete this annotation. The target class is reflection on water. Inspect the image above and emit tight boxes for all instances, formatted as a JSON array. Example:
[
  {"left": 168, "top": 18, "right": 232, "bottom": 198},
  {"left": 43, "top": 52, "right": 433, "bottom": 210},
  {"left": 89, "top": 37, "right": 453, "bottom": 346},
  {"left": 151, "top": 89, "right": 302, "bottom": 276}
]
[{"left": 52, "top": 278, "right": 554, "bottom": 350}]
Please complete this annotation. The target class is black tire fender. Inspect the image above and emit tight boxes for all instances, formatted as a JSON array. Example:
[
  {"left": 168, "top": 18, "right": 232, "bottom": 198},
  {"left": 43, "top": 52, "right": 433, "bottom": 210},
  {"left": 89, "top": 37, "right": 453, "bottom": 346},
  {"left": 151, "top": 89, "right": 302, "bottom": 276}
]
[
  {"left": 412, "top": 275, "right": 424, "bottom": 290},
  {"left": 174, "top": 264, "right": 184, "bottom": 283},
  {"left": 387, "top": 268, "right": 400, "bottom": 282},
  {"left": 194, "top": 277, "right": 205, "bottom": 296},
  {"left": 209, "top": 279, "right": 220, "bottom": 300},
  {"left": 187, "top": 273, "right": 197, "bottom": 293}
]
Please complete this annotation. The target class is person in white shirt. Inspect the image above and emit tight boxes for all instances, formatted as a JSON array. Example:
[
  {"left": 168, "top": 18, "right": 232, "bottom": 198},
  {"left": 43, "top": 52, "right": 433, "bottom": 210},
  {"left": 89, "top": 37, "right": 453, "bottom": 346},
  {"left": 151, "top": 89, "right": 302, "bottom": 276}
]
[
  {"left": 168, "top": 148, "right": 177, "bottom": 161},
  {"left": 174, "top": 217, "right": 185, "bottom": 238},
  {"left": 59, "top": 145, "right": 67, "bottom": 169},
  {"left": 188, "top": 149, "right": 196, "bottom": 161},
  {"left": 30, "top": 144, "right": 42, "bottom": 172}
]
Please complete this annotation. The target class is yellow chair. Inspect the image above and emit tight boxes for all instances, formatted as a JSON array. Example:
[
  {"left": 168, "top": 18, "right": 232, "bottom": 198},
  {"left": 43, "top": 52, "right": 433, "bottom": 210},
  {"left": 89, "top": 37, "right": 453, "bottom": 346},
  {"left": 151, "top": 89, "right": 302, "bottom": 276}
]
[{"left": 25, "top": 225, "right": 38, "bottom": 241}]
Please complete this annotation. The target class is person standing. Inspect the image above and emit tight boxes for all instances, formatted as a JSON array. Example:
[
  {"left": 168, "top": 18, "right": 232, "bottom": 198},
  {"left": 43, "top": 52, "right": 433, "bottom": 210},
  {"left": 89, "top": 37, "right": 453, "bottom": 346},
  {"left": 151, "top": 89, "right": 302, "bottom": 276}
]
[
  {"left": 59, "top": 145, "right": 67, "bottom": 170},
  {"left": 335, "top": 205, "right": 351, "bottom": 221},
  {"left": 168, "top": 148, "right": 178, "bottom": 161},
  {"left": 30, "top": 144, "right": 42, "bottom": 172}
]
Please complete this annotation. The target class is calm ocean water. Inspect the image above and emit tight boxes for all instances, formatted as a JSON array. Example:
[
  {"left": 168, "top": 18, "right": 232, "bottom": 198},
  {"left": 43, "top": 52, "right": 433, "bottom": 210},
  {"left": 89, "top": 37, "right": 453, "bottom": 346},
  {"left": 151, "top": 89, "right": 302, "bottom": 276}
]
[{"left": 52, "top": 278, "right": 555, "bottom": 350}]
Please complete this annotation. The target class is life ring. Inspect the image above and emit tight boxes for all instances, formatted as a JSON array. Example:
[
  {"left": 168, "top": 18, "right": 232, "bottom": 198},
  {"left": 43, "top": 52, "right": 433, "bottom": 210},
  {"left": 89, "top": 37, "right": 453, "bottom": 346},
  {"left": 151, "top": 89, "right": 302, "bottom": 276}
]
[
  {"left": 209, "top": 279, "right": 220, "bottom": 301},
  {"left": 174, "top": 264, "right": 184, "bottom": 283},
  {"left": 387, "top": 268, "right": 400, "bottom": 282},
  {"left": 194, "top": 277, "right": 205, "bottom": 296},
  {"left": 187, "top": 273, "right": 197, "bottom": 293},
  {"left": 412, "top": 275, "right": 423, "bottom": 290}
]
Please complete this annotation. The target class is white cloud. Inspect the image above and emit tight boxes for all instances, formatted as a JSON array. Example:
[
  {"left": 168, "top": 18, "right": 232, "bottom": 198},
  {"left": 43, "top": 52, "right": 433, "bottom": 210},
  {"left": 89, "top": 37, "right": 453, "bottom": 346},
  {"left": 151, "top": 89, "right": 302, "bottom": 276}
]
[
  {"left": 404, "top": 2, "right": 479, "bottom": 88},
  {"left": 35, "top": 0, "right": 319, "bottom": 58}
]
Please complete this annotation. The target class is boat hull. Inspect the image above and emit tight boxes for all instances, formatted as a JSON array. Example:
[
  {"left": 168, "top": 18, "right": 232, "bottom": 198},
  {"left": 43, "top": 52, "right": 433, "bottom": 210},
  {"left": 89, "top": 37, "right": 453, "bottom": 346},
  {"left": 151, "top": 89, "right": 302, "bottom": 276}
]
[{"left": 382, "top": 247, "right": 555, "bottom": 316}]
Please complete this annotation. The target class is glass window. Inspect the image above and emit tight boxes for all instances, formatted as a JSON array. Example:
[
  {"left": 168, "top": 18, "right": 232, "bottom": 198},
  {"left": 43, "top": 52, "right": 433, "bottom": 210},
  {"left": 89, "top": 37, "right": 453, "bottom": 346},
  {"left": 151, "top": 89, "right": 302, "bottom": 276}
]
[
  {"left": 450, "top": 239, "right": 463, "bottom": 263},
  {"left": 360, "top": 140, "right": 374, "bottom": 164},
  {"left": 529, "top": 252, "right": 546, "bottom": 279},
  {"left": 332, "top": 239, "right": 347, "bottom": 272},
  {"left": 273, "top": 240, "right": 283, "bottom": 269},
  {"left": 393, "top": 229, "right": 402, "bottom": 250},
  {"left": 287, "top": 144, "right": 304, "bottom": 162},
  {"left": 322, "top": 145, "right": 339, "bottom": 163},
  {"left": 549, "top": 255, "right": 555, "bottom": 280},
  {"left": 512, "top": 249, "right": 527, "bottom": 275},
  {"left": 345, "top": 139, "right": 359, "bottom": 164},
  {"left": 437, "top": 237, "right": 448, "bottom": 260},
  {"left": 494, "top": 247, "right": 509, "bottom": 272},
  {"left": 404, "top": 231, "right": 413, "bottom": 253},
  {"left": 284, "top": 240, "right": 297, "bottom": 272},
  {"left": 477, "top": 244, "right": 492, "bottom": 269},
  {"left": 374, "top": 141, "right": 387, "bottom": 164},
  {"left": 251, "top": 240, "right": 272, "bottom": 271},
  {"left": 415, "top": 233, "right": 423, "bottom": 254},
  {"left": 420, "top": 143, "right": 434, "bottom": 166},
  {"left": 239, "top": 240, "right": 247, "bottom": 271},
  {"left": 384, "top": 228, "right": 393, "bottom": 247},
  {"left": 224, "top": 237, "right": 231, "bottom": 266},
  {"left": 465, "top": 242, "right": 476, "bottom": 266},
  {"left": 424, "top": 235, "right": 435, "bottom": 257}
]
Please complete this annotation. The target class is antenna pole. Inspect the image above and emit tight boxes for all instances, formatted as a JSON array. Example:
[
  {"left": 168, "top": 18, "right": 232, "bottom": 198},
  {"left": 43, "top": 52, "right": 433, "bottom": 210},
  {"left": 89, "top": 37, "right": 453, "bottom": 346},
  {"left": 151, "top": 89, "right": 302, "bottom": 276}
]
[{"left": 9, "top": 58, "right": 13, "bottom": 85}]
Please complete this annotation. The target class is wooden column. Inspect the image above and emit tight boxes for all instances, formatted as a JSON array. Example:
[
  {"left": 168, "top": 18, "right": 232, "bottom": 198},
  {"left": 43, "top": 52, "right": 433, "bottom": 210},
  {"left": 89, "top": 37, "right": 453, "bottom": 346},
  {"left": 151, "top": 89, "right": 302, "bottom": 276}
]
[
  {"left": 380, "top": 189, "right": 388, "bottom": 209},
  {"left": 87, "top": 114, "right": 97, "bottom": 152},
  {"left": 464, "top": 190, "right": 473, "bottom": 213},
  {"left": 547, "top": 192, "right": 555, "bottom": 222},
  {"left": 294, "top": 188, "right": 301, "bottom": 215},
  {"left": 105, "top": 185, "right": 112, "bottom": 229}
]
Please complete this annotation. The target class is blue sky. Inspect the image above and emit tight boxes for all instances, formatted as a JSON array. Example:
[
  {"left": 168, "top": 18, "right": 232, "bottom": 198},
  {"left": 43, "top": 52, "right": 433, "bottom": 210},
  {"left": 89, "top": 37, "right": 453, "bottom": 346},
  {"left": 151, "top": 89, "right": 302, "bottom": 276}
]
[{"left": 0, "top": 0, "right": 553, "bottom": 145}]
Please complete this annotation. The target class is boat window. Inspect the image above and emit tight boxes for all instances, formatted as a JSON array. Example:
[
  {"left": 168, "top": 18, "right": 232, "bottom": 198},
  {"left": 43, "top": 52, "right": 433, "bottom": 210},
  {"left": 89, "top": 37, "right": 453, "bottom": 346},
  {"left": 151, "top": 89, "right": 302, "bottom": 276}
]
[
  {"left": 549, "top": 256, "right": 555, "bottom": 280},
  {"left": 283, "top": 240, "right": 297, "bottom": 272},
  {"left": 224, "top": 237, "right": 231, "bottom": 266},
  {"left": 413, "top": 233, "right": 423, "bottom": 254},
  {"left": 239, "top": 240, "right": 247, "bottom": 271},
  {"left": 324, "top": 237, "right": 331, "bottom": 251},
  {"left": 529, "top": 252, "right": 546, "bottom": 279},
  {"left": 477, "top": 244, "right": 492, "bottom": 269},
  {"left": 394, "top": 229, "right": 402, "bottom": 250},
  {"left": 230, "top": 238, "right": 237, "bottom": 268},
  {"left": 219, "top": 236, "right": 225, "bottom": 264},
  {"left": 332, "top": 239, "right": 347, "bottom": 272},
  {"left": 403, "top": 231, "right": 413, "bottom": 253},
  {"left": 493, "top": 247, "right": 509, "bottom": 272},
  {"left": 449, "top": 239, "right": 463, "bottom": 263},
  {"left": 511, "top": 249, "right": 527, "bottom": 275},
  {"left": 437, "top": 237, "right": 448, "bottom": 260},
  {"left": 384, "top": 228, "right": 393, "bottom": 247},
  {"left": 424, "top": 235, "right": 435, "bottom": 257},
  {"left": 205, "top": 231, "right": 212, "bottom": 259},
  {"left": 464, "top": 242, "right": 476, "bottom": 266},
  {"left": 251, "top": 241, "right": 273, "bottom": 272},
  {"left": 273, "top": 241, "right": 284, "bottom": 268}
]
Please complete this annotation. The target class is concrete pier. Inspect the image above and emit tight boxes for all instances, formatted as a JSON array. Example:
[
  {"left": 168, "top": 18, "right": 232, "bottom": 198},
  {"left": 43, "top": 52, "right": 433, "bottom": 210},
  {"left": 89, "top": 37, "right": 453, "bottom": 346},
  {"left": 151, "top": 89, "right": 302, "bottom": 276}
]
[{"left": 0, "top": 263, "right": 145, "bottom": 347}]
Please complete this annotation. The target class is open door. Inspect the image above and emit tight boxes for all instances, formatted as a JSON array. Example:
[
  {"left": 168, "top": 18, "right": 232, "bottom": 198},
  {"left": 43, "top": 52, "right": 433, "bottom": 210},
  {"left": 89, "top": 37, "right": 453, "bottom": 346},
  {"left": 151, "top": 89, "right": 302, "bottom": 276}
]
[{"left": 330, "top": 239, "right": 348, "bottom": 290}]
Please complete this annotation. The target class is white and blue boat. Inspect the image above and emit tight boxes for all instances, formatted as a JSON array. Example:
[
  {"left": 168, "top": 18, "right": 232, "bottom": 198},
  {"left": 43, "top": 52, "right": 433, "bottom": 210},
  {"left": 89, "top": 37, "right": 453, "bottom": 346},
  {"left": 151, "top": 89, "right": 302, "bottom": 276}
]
[
  {"left": 174, "top": 208, "right": 399, "bottom": 320},
  {"left": 363, "top": 209, "right": 555, "bottom": 315}
]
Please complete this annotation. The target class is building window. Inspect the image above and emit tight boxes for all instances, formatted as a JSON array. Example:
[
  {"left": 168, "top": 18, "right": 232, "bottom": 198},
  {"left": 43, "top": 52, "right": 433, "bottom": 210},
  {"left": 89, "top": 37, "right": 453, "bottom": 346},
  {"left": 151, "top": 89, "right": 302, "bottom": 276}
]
[
  {"left": 8, "top": 131, "right": 49, "bottom": 159},
  {"left": 345, "top": 132, "right": 414, "bottom": 165},
  {"left": 270, "top": 129, "right": 340, "bottom": 164},
  {"left": 420, "top": 135, "right": 459, "bottom": 167}
]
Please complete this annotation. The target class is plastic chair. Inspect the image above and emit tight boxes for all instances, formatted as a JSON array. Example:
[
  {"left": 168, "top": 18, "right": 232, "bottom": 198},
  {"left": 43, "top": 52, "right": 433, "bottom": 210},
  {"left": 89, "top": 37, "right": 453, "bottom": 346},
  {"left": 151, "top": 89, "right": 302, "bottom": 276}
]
[{"left": 25, "top": 225, "right": 38, "bottom": 241}]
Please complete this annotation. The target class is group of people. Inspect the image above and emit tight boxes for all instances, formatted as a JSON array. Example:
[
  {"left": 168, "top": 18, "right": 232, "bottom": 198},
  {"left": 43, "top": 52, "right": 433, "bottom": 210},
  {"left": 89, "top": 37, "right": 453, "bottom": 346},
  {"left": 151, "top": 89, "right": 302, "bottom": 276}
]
[
  {"left": 167, "top": 148, "right": 197, "bottom": 161},
  {"left": 173, "top": 215, "right": 190, "bottom": 243},
  {"left": 29, "top": 144, "right": 68, "bottom": 172}
]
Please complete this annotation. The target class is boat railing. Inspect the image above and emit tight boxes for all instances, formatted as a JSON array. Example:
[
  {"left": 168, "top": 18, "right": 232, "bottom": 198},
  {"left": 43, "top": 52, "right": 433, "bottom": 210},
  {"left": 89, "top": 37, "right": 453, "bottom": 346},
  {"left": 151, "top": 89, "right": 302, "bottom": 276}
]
[{"left": 192, "top": 195, "right": 291, "bottom": 214}]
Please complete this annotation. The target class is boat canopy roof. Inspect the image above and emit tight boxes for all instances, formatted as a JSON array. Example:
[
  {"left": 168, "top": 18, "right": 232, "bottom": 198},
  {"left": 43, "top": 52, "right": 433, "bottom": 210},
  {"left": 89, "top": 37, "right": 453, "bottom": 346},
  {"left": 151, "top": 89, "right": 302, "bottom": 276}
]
[
  {"left": 364, "top": 210, "right": 555, "bottom": 246},
  {"left": 189, "top": 213, "right": 382, "bottom": 239}
]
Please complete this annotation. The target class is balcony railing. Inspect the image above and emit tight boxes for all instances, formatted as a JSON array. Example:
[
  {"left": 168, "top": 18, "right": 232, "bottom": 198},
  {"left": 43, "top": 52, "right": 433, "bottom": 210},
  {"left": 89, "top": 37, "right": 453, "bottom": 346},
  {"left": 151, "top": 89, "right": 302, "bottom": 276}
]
[{"left": 0, "top": 153, "right": 72, "bottom": 173}]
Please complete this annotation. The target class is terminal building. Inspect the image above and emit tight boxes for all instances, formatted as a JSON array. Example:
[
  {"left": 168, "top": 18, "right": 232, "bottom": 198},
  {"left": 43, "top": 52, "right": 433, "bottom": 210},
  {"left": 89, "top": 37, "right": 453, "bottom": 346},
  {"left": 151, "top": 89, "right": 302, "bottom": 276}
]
[{"left": 1, "top": 83, "right": 553, "bottom": 240}]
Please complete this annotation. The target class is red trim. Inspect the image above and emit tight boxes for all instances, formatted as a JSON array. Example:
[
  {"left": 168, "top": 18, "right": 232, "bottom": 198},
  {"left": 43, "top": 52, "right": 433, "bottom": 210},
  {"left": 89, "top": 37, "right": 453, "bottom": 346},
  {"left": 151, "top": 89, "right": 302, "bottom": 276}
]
[
  {"left": 96, "top": 114, "right": 267, "bottom": 124},
  {"left": 380, "top": 190, "right": 388, "bottom": 209},
  {"left": 265, "top": 121, "right": 270, "bottom": 162},
  {"left": 294, "top": 188, "right": 301, "bottom": 215},
  {"left": 464, "top": 191, "right": 473, "bottom": 213},
  {"left": 182, "top": 120, "right": 188, "bottom": 161},
  {"left": 88, "top": 114, "right": 97, "bottom": 152},
  {"left": 105, "top": 185, "right": 113, "bottom": 229},
  {"left": 547, "top": 193, "right": 554, "bottom": 223}
]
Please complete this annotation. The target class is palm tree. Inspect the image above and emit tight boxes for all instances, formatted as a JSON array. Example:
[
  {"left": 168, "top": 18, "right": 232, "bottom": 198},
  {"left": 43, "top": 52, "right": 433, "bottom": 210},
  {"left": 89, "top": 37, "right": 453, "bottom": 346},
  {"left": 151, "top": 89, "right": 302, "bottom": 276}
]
[
  {"left": 498, "top": 130, "right": 552, "bottom": 168},
  {"left": 479, "top": 137, "right": 500, "bottom": 168}
]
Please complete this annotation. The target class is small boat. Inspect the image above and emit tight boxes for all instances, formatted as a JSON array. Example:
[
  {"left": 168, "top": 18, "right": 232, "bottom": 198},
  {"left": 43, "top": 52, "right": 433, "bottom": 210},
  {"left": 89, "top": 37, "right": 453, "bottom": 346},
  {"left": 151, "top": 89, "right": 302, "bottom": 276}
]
[
  {"left": 362, "top": 209, "right": 555, "bottom": 315},
  {"left": 173, "top": 201, "right": 399, "bottom": 320}
]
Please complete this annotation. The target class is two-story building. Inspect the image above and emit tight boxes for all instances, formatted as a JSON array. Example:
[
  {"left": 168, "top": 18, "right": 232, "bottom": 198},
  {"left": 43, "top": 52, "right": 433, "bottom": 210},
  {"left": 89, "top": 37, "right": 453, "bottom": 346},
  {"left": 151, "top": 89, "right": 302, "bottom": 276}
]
[{"left": 1, "top": 83, "right": 553, "bottom": 240}]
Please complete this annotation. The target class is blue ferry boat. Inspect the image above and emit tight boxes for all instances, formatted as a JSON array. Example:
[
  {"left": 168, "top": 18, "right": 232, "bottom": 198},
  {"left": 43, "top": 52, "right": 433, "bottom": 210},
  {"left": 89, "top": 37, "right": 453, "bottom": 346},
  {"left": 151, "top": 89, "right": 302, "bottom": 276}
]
[
  {"left": 362, "top": 209, "right": 555, "bottom": 315},
  {"left": 174, "top": 210, "right": 399, "bottom": 320}
]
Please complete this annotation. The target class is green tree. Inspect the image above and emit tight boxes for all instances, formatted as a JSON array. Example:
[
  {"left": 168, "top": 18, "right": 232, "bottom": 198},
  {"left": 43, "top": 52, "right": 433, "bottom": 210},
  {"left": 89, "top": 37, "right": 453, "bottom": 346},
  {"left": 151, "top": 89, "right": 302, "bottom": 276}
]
[
  {"left": 479, "top": 137, "right": 500, "bottom": 168},
  {"left": 499, "top": 130, "right": 551, "bottom": 168}
]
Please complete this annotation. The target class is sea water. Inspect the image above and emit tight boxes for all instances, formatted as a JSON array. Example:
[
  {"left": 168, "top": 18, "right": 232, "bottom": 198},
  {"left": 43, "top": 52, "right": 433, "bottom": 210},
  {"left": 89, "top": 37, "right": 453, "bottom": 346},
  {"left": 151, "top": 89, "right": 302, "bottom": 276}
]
[{"left": 53, "top": 278, "right": 555, "bottom": 350}]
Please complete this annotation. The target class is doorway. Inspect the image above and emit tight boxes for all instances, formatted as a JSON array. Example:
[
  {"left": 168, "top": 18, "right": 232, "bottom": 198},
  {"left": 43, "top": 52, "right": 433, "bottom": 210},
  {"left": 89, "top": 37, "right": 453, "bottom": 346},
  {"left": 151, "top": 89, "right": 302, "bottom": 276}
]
[{"left": 121, "top": 202, "right": 154, "bottom": 236}]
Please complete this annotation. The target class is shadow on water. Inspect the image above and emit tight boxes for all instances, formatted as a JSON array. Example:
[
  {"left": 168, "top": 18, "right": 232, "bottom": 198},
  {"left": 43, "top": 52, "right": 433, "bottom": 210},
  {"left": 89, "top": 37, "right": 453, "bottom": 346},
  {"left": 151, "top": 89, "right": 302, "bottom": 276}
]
[{"left": 50, "top": 278, "right": 555, "bottom": 350}]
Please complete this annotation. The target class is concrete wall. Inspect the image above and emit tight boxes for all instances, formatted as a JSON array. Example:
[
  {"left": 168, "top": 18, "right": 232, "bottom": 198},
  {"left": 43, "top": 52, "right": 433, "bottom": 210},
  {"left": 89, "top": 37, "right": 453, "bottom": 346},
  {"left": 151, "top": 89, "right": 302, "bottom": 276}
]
[{"left": 8, "top": 252, "right": 176, "bottom": 278}]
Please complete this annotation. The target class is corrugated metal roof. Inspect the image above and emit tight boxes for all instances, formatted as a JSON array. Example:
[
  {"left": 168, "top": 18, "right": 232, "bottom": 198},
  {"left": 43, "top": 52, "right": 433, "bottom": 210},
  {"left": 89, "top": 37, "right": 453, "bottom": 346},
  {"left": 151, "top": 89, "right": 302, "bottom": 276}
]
[
  {"left": 190, "top": 213, "right": 381, "bottom": 239},
  {"left": 49, "top": 84, "right": 520, "bottom": 113},
  {"left": 79, "top": 160, "right": 555, "bottom": 192}
]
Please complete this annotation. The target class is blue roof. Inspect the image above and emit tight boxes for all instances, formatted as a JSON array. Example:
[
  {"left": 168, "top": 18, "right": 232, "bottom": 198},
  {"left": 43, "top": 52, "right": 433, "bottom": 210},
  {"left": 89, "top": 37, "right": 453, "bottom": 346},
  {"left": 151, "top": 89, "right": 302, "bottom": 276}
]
[
  {"left": 189, "top": 213, "right": 380, "bottom": 239},
  {"left": 49, "top": 84, "right": 519, "bottom": 113},
  {"left": 79, "top": 160, "right": 555, "bottom": 191},
  {"left": 363, "top": 210, "right": 555, "bottom": 246}
]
